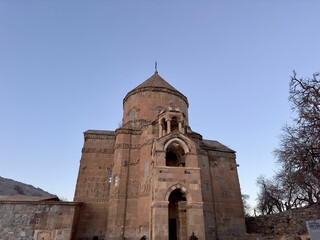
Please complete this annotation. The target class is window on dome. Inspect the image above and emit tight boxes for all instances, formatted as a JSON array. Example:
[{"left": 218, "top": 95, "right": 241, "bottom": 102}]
[{"left": 129, "top": 110, "right": 135, "bottom": 121}]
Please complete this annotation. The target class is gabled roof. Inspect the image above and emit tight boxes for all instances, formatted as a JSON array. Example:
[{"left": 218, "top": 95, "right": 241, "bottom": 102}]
[
  {"left": 123, "top": 71, "right": 188, "bottom": 106},
  {"left": 202, "top": 139, "right": 235, "bottom": 153}
]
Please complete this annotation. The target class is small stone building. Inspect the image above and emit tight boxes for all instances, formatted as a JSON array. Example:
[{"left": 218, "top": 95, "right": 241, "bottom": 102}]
[
  {"left": 74, "top": 71, "right": 246, "bottom": 240},
  {"left": 0, "top": 195, "right": 81, "bottom": 240}
]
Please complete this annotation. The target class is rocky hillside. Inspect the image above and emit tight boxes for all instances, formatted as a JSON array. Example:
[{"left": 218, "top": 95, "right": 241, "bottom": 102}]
[{"left": 0, "top": 176, "right": 55, "bottom": 197}]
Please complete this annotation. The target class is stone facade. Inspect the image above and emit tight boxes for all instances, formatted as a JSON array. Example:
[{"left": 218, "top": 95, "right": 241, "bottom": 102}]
[
  {"left": 0, "top": 197, "right": 81, "bottom": 240},
  {"left": 74, "top": 71, "right": 246, "bottom": 240}
]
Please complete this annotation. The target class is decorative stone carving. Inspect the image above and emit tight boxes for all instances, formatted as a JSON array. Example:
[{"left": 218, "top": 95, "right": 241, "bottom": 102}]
[
  {"left": 82, "top": 147, "right": 114, "bottom": 154},
  {"left": 115, "top": 139, "right": 153, "bottom": 151},
  {"left": 123, "top": 159, "right": 140, "bottom": 167},
  {"left": 141, "top": 138, "right": 154, "bottom": 148},
  {"left": 75, "top": 187, "right": 109, "bottom": 200},
  {"left": 141, "top": 177, "right": 151, "bottom": 194},
  {"left": 151, "top": 201, "right": 169, "bottom": 209},
  {"left": 122, "top": 120, "right": 151, "bottom": 129},
  {"left": 128, "top": 180, "right": 139, "bottom": 197},
  {"left": 115, "top": 143, "right": 140, "bottom": 150},
  {"left": 84, "top": 133, "right": 115, "bottom": 141},
  {"left": 187, "top": 202, "right": 203, "bottom": 209},
  {"left": 115, "top": 128, "right": 141, "bottom": 135},
  {"left": 80, "top": 177, "right": 106, "bottom": 183}
]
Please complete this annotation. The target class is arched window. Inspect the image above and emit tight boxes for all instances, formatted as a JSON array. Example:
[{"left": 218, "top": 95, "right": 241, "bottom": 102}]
[
  {"left": 171, "top": 116, "right": 179, "bottom": 132},
  {"left": 106, "top": 168, "right": 112, "bottom": 183},
  {"left": 114, "top": 175, "right": 119, "bottom": 187},
  {"left": 161, "top": 118, "right": 167, "bottom": 131},
  {"left": 165, "top": 142, "right": 186, "bottom": 167},
  {"left": 129, "top": 110, "right": 135, "bottom": 121}
]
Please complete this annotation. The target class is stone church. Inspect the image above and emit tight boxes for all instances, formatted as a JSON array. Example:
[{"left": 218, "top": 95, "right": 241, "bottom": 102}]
[{"left": 74, "top": 71, "right": 246, "bottom": 240}]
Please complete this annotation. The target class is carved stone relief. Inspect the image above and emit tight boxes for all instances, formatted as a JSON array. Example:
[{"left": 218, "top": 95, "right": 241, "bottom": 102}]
[
  {"left": 141, "top": 177, "right": 151, "bottom": 194},
  {"left": 84, "top": 134, "right": 115, "bottom": 141},
  {"left": 123, "top": 159, "right": 140, "bottom": 167},
  {"left": 82, "top": 147, "right": 114, "bottom": 154},
  {"left": 187, "top": 202, "right": 203, "bottom": 209}
]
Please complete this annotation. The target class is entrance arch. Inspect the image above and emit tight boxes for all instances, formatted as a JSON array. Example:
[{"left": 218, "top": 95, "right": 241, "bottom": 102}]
[{"left": 168, "top": 188, "right": 187, "bottom": 240}]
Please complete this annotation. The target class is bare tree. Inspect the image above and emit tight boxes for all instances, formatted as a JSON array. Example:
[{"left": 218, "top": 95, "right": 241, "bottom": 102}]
[
  {"left": 256, "top": 176, "right": 284, "bottom": 214},
  {"left": 275, "top": 71, "right": 320, "bottom": 205},
  {"left": 256, "top": 71, "right": 320, "bottom": 214},
  {"left": 242, "top": 193, "right": 251, "bottom": 216}
]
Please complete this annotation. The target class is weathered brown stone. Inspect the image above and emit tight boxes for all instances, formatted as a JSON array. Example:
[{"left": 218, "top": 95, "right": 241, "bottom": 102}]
[
  {"left": 246, "top": 204, "right": 319, "bottom": 239},
  {"left": 0, "top": 198, "right": 81, "bottom": 240},
  {"left": 74, "top": 71, "right": 246, "bottom": 240},
  {"left": 0, "top": 72, "right": 248, "bottom": 240}
]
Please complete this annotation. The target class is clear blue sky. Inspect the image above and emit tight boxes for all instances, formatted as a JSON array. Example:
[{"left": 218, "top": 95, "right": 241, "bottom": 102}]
[{"left": 1, "top": 1, "right": 319, "bottom": 209}]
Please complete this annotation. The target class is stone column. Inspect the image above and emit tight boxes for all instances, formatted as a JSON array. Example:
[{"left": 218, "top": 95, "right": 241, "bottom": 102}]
[
  {"left": 178, "top": 201, "right": 187, "bottom": 240},
  {"left": 178, "top": 121, "right": 182, "bottom": 133},
  {"left": 151, "top": 201, "right": 169, "bottom": 240},
  {"left": 187, "top": 202, "right": 206, "bottom": 240},
  {"left": 167, "top": 120, "right": 171, "bottom": 134},
  {"left": 159, "top": 122, "right": 163, "bottom": 138}
]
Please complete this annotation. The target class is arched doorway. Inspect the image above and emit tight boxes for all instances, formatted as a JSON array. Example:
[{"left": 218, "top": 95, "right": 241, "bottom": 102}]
[{"left": 168, "top": 189, "right": 187, "bottom": 240}]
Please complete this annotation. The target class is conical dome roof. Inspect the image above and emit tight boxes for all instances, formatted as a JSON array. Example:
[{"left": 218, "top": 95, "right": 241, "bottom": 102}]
[
  {"left": 132, "top": 71, "right": 178, "bottom": 91},
  {"left": 123, "top": 71, "right": 188, "bottom": 107}
]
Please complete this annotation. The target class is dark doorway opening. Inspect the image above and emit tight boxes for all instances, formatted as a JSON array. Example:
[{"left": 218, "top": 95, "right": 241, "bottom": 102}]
[
  {"left": 169, "top": 218, "right": 177, "bottom": 240},
  {"left": 168, "top": 189, "right": 187, "bottom": 240}
]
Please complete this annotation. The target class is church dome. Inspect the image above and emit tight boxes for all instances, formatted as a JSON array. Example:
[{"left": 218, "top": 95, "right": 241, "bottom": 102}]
[
  {"left": 122, "top": 71, "right": 189, "bottom": 125},
  {"left": 123, "top": 71, "right": 188, "bottom": 106}
]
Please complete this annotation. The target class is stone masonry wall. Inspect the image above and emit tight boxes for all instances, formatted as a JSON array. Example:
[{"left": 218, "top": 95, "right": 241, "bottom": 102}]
[
  {"left": 246, "top": 204, "right": 320, "bottom": 239},
  {"left": 0, "top": 201, "right": 81, "bottom": 240}
]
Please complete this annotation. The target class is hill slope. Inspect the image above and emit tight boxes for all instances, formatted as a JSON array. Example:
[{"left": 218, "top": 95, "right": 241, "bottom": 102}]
[{"left": 0, "top": 176, "right": 56, "bottom": 197}]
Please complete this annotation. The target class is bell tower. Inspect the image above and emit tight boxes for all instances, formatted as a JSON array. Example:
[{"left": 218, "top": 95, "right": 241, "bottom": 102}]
[{"left": 158, "top": 106, "right": 186, "bottom": 138}]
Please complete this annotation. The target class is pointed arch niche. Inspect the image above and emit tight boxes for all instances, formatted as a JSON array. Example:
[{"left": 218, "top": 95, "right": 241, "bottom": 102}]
[{"left": 164, "top": 138, "right": 189, "bottom": 167}]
